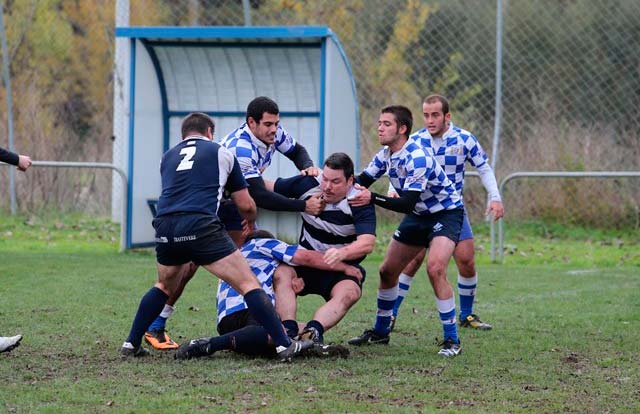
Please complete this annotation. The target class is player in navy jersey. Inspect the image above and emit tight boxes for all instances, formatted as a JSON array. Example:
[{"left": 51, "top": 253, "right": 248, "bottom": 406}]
[
  {"left": 175, "top": 230, "right": 356, "bottom": 360},
  {"left": 144, "top": 97, "right": 324, "bottom": 350},
  {"left": 388, "top": 95, "right": 504, "bottom": 332},
  {"left": 347, "top": 106, "right": 465, "bottom": 357},
  {"left": 270, "top": 152, "right": 376, "bottom": 344},
  {"left": 121, "top": 112, "right": 311, "bottom": 361}
]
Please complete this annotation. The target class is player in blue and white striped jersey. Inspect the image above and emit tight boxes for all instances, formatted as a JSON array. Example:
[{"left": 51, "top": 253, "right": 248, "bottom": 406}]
[
  {"left": 219, "top": 96, "right": 324, "bottom": 246},
  {"left": 348, "top": 105, "right": 464, "bottom": 357},
  {"left": 174, "top": 230, "right": 357, "bottom": 360},
  {"left": 271, "top": 152, "right": 376, "bottom": 344},
  {"left": 389, "top": 95, "right": 504, "bottom": 332}
]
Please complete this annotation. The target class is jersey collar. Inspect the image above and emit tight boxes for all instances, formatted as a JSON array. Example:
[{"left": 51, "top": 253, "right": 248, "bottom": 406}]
[
  {"left": 183, "top": 135, "right": 209, "bottom": 141},
  {"left": 242, "top": 124, "right": 269, "bottom": 150}
]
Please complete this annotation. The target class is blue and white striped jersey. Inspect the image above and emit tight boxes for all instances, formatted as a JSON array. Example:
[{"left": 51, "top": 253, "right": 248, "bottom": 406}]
[
  {"left": 363, "top": 139, "right": 462, "bottom": 215},
  {"left": 274, "top": 174, "right": 376, "bottom": 263},
  {"left": 216, "top": 238, "right": 298, "bottom": 323},
  {"left": 410, "top": 124, "right": 489, "bottom": 197},
  {"left": 220, "top": 123, "right": 298, "bottom": 179},
  {"left": 156, "top": 136, "right": 246, "bottom": 218}
]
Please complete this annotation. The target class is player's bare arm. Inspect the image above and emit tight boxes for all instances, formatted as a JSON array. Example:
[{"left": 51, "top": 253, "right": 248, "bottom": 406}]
[{"left": 323, "top": 234, "right": 376, "bottom": 266}]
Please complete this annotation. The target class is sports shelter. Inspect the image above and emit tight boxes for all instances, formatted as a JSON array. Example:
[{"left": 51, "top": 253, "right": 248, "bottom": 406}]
[{"left": 113, "top": 26, "right": 359, "bottom": 248}]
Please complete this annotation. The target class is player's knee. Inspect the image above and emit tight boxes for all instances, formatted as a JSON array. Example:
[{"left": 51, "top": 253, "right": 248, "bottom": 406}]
[
  {"left": 426, "top": 261, "right": 447, "bottom": 280},
  {"left": 457, "top": 256, "right": 475, "bottom": 275},
  {"left": 273, "top": 265, "right": 296, "bottom": 285},
  {"left": 339, "top": 285, "right": 361, "bottom": 306},
  {"left": 379, "top": 263, "right": 397, "bottom": 283}
]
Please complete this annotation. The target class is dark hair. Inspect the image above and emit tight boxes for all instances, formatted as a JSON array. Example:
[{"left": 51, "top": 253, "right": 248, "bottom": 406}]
[
  {"left": 245, "top": 229, "right": 275, "bottom": 243},
  {"left": 246, "top": 96, "right": 279, "bottom": 124},
  {"left": 423, "top": 94, "right": 450, "bottom": 114},
  {"left": 323, "top": 152, "right": 354, "bottom": 180},
  {"left": 181, "top": 112, "right": 215, "bottom": 138},
  {"left": 381, "top": 105, "right": 413, "bottom": 136}
]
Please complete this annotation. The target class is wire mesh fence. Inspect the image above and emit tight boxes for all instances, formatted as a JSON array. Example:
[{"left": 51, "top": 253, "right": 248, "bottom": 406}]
[{"left": 1, "top": 0, "right": 639, "bottom": 231}]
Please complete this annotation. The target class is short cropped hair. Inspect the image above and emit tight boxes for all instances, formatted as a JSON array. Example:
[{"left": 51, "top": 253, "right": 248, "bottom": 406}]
[
  {"left": 423, "top": 94, "right": 450, "bottom": 114},
  {"left": 246, "top": 96, "right": 279, "bottom": 123},
  {"left": 381, "top": 105, "right": 413, "bottom": 136},
  {"left": 245, "top": 229, "right": 275, "bottom": 243},
  {"left": 181, "top": 112, "right": 215, "bottom": 138},
  {"left": 324, "top": 152, "right": 354, "bottom": 180}
]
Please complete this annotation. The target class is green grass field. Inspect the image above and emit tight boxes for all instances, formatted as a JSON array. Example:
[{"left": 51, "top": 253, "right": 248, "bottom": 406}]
[{"left": 1, "top": 215, "right": 638, "bottom": 413}]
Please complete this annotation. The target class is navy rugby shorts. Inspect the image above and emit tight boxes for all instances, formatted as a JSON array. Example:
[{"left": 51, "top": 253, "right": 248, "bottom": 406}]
[
  {"left": 217, "top": 199, "right": 244, "bottom": 231},
  {"left": 153, "top": 214, "right": 237, "bottom": 266},
  {"left": 393, "top": 207, "right": 464, "bottom": 247},
  {"left": 296, "top": 264, "right": 366, "bottom": 301}
]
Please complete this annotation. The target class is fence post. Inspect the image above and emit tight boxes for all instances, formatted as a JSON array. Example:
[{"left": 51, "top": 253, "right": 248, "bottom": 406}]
[{"left": 0, "top": 0, "right": 16, "bottom": 214}]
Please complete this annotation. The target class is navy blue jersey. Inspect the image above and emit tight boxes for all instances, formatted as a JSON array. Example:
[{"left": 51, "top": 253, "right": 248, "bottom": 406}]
[
  {"left": 274, "top": 174, "right": 376, "bottom": 264},
  {"left": 156, "top": 136, "right": 247, "bottom": 218}
]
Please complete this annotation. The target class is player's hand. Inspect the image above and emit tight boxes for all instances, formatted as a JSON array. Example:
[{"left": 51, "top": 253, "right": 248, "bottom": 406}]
[
  {"left": 344, "top": 265, "right": 363, "bottom": 282},
  {"left": 291, "top": 276, "right": 305, "bottom": 295},
  {"left": 387, "top": 189, "right": 399, "bottom": 198},
  {"left": 17, "top": 155, "right": 32, "bottom": 172},
  {"left": 485, "top": 200, "right": 504, "bottom": 221},
  {"left": 323, "top": 247, "right": 346, "bottom": 266},
  {"left": 347, "top": 184, "right": 371, "bottom": 207},
  {"left": 301, "top": 166, "right": 321, "bottom": 177},
  {"left": 304, "top": 194, "right": 325, "bottom": 216},
  {"left": 241, "top": 219, "right": 255, "bottom": 239}
]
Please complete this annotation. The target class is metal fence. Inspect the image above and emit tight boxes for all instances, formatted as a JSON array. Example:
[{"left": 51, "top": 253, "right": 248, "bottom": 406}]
[{"left": 1, "top": 0, "right": 639, "bottom": 250}]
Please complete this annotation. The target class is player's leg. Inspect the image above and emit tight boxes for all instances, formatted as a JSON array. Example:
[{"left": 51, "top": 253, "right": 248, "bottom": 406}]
[
  {"left": 273, "top": 264, "right": 300, "bottom": 338},
  {"left": 121, "top": 262, "right": 187, "bottom": 357},
  {"left": 176, "top": 310, "right": 272, "bottom": 360},
  {"left": 146, "top": 262, "right": 198, "bottom": 349},
  {"left": 454, "top": 213, "right": 492, "bottom": 330},
  {"left": 391, "top": 248, "right": 426, "bottom": 329},
  {"left": 201, "top": 250, "right": 309, "bottom": 359},
  {"left": 303, "top": 279, "right": 362, "bottom": 343},
  {"left": 349, "top": 237, "right": 423, "bottom": 345},
  {"left": 427, "top": 235, "right": 462, "bottom": 357}
]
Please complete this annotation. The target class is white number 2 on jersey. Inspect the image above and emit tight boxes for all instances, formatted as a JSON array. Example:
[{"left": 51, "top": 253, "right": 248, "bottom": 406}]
[{"left": 176, "top": 146, "right": 196, "bottom": 171}]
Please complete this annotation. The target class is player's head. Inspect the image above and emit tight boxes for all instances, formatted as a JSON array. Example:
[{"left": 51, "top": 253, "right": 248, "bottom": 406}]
[
  {"left": 181, "top": 112, "right": 215, "bottom": 140},
  {"left": 378, "top": 105, "right": 413, "bottom": 147},
  {"left": 246, "top": 96, "right": 280, "bottom": 145},
  {"left": 422, "top": 94, "right": 451, "bottom": 138},
  {"left": 321, "top": 152, "right": 354, "bottom": 204},
  {"left": 244, "top": 229, "right": 275, "bottom": 245}
]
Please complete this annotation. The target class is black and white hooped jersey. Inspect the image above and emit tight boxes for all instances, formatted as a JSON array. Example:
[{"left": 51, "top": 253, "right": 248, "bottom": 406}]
[
  {"left": 274, "top": 174, "right": 376, "bottom": 264},
  {"left": 155, "top": 136, "right": 247, "bottom": 218}
]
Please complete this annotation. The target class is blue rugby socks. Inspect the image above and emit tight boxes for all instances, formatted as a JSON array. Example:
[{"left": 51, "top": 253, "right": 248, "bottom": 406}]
[
  {"left": 373, "top": 286, "right": 398, "bottom": 335},
  {"left": 392, "top": 273, "right": 414, "bottom": 317},
  {"left": 125, "top": 287, "right": 168, "bottom": 348},
  {"left": 147, "top": 304, "right": 175, "bottom": 332},
  {"left": 435, "top": 295, "right": 459, "bottom": 343},
  {"left": 244, "top": 288, "right": 291, "bottom": 348},
  {"left": 458, "top": 274, "right": 477, "bottom": 320}
]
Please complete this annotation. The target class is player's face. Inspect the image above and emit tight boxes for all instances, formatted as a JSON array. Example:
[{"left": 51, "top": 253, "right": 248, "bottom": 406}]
[
  {"left": 321, "top": 166, "right": 353, "bottom": 204},
  {"left": 248, "top": 112, "right": 279, "bottom": 145},
  {"left": 378, "top": 112, "right": 405, "bottom": 147},
  {"left": 422, "top": 101, "right": 451, "bottom": 138}
]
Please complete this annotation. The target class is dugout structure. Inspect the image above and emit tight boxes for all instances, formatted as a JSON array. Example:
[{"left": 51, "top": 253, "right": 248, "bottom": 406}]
[{"left": 113, "top": 26, "right": 359, "bottom": 248}]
